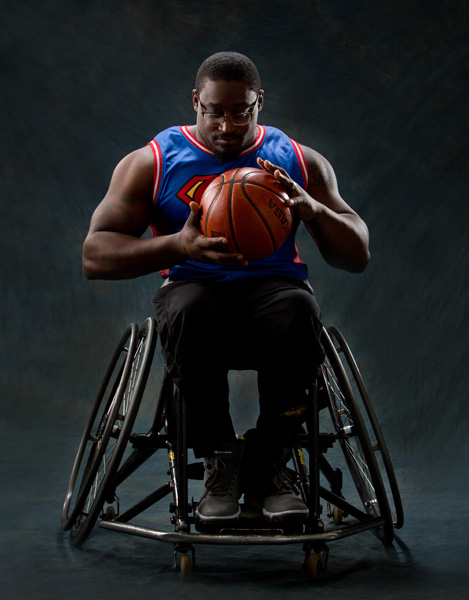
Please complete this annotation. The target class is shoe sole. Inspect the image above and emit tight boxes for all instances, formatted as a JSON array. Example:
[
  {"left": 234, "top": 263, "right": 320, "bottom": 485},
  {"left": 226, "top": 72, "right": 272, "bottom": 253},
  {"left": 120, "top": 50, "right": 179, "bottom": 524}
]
[
  {"left": 262, "top": 508, "right": 310, "bottom": 522},
  {"left": 195, "top": 507, "right": 241, "bottom": 523}
]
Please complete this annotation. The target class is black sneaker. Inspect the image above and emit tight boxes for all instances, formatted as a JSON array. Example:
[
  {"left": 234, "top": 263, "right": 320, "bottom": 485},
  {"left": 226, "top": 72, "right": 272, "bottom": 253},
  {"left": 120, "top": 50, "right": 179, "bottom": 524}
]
[
  {"left": 261, "top": 468, "right": 309, "bottom": 522},
  {"left": 195, "top": 442, "right": 241, "bottom": 523},
  {"left": 241, "top": 430, "right": 309, "bottom": 523}
]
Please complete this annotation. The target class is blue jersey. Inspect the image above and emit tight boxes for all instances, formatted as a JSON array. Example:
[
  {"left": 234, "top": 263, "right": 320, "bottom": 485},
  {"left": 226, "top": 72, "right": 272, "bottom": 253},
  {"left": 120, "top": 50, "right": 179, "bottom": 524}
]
[{"left": 148, "top": 125, "right": 309, "bottom": 281}]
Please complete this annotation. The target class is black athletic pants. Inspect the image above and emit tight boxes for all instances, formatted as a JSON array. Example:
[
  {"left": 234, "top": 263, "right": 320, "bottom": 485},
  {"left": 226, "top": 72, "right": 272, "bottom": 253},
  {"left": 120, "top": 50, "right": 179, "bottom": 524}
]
[{"left": 153, "top": 275, "right": 324, "bottom": 458}]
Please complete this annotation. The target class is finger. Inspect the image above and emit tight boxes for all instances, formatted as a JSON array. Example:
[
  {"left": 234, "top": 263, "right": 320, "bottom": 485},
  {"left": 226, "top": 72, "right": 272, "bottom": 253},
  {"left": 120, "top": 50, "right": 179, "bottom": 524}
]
[
  {"left": 276, "top": 170, "right": 296, "bottom": 189},
  {"left": 199, "top": 231, "right": 228, "bottom": 245},
  {"left": 201, "top": 237, "right": 246, "bottom": 260},
  {"left": 285, "top": 196, "right": 299, "bottom": 208},
  {"left": 259, "top": 157, "right": 275, "bottom": 173},
  {"left": 214, "top": 253, "right": 249, "bottom": 266},
  {"left": 186, "top": 201, "right": 200, "bottom": 226},
  {"left": 202, "top": 247, "right": 248, "bottom": 266},
  {"left": 204, "top": 236, "right": 229, "bottom": 250},
  {"left": 257, "top": 158, "right": 295, "bottom": 197},
  {"left": 257, "top": 157, "right": 279, "bottom": 174},
  {"left": 264, "top": 158, "right": 289, "bottom": 177}
]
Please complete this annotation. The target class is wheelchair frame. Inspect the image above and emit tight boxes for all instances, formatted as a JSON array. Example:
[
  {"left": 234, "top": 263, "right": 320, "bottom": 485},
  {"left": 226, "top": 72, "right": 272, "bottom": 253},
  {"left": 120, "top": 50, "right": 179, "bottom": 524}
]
[{"left": 61, "top": 317, "right": 404, "bottom": 580}]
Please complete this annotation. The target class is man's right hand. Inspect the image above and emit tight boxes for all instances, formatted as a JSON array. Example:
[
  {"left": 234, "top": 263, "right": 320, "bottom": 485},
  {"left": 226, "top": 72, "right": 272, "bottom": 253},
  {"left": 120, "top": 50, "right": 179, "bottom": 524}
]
[{"left": 177, "top": 202, "right": 248, "bottom": 266}]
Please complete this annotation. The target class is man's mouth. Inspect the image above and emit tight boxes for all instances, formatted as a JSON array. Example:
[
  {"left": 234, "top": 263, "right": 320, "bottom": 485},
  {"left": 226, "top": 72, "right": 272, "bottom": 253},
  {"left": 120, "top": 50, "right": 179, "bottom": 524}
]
[{"left": 213, "top": 135, "right": 242, "bottom": 145}]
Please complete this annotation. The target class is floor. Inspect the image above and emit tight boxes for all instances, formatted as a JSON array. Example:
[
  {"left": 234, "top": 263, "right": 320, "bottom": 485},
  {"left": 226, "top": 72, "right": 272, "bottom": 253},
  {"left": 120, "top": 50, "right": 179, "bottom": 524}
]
[{"left": 1, "top": 407, "right": 467, "bottom": 600}]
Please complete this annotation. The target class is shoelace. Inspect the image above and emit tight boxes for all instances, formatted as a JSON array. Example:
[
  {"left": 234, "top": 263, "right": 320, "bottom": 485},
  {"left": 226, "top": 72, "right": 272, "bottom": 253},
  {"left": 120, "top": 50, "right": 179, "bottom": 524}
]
[
  {"left": 206, "top": 457, "right": 238, "bottom": 496},
  {"left": 270, "top": 464, "right": 299, "bottom": 496}
]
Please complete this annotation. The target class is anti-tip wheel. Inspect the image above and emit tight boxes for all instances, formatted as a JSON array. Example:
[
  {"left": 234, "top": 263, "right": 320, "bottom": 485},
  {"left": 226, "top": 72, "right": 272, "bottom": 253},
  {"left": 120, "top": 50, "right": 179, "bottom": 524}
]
[
  {"left": 305, "top": 553, "right": 322, "bottom": 581},
  {"left": 333, "top": 506, "right": 343, "bottom": 525},
  {"left": 180, "top": 553, "right": 192, "bottom": 580},
  {"left": 105, "top": 505, "right": 116, "bottom": 520}
]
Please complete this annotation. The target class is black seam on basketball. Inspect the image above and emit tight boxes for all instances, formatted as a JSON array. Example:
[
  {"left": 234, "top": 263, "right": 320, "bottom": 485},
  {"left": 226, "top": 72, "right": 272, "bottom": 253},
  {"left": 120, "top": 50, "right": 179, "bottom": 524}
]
[
  {"left": 228, "top": 170, "right": 242, "bottom": 252},
  {"left": 240, "top": 182, "right": 281, "bottom": 251},
  {"left": 202, "top": 175, "right": 225, "bottom": 236},
  {"left": 239, "top": 180, "right": 287, "bottom": 199}
]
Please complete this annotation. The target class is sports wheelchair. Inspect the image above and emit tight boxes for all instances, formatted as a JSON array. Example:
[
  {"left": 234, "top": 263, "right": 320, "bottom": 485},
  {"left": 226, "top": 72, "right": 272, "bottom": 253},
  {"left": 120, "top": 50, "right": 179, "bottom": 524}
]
[{"left": 61, "top": 317, "right": 403, "bottom": 580}]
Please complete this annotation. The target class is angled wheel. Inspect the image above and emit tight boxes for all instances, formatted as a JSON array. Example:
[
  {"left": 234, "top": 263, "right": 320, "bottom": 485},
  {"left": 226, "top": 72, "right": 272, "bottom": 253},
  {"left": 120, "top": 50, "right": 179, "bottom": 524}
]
[
  {"left": 61, "top": 318, "right": 157, "bottom": 547},
  {"left": 327, "top": 325, "right": 404, "bottom": 530},
  {"left": 321, "top": 328, "right": 395, "bottom": 544}
]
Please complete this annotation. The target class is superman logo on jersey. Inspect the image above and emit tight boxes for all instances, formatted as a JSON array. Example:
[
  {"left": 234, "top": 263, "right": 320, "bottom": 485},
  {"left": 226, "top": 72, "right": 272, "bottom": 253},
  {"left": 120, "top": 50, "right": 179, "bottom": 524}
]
[{"left": 176, "top": 174, "right": 219, "bottom": 206}]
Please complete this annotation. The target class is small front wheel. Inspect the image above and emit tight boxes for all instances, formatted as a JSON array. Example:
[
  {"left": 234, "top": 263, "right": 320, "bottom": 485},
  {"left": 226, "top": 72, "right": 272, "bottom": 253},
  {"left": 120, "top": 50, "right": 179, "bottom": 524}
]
[
  {"left": 105, "top": 505, "right": 116, "bottom": 520},
  {"left": 305, "top": 553, "right": 321, "bottom": 581},
  {"left": 180, "top": 553, "right": 192, "bottom": 580},
  {"left": 333, "top": 506, "right": 343, "bottom": 525}
]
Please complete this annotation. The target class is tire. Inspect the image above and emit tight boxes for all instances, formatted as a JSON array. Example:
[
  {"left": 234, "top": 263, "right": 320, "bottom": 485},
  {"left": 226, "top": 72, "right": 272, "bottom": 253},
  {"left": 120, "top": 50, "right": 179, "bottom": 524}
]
[
  {"left": 321, "top": 328, "right": 395, "bottom": 544},
  {"left": 327, "top": 326, "right": 404, "bottom": 529},
  {"left": 61, "top": 318, "right": 157, "bottom": 547}
]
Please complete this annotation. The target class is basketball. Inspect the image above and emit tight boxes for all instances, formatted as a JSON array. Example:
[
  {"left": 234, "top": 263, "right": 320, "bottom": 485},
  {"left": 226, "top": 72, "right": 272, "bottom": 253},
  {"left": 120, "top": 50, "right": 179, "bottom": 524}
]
[{"left": 199, "top": 167, "right": 293, "bottom": 261}]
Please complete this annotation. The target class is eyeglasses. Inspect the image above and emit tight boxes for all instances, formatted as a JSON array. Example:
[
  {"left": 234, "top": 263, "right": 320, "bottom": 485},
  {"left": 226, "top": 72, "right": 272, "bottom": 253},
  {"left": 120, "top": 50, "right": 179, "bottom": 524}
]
[{"left": 198, "top": 96, "right": 259, "bottom": 127}]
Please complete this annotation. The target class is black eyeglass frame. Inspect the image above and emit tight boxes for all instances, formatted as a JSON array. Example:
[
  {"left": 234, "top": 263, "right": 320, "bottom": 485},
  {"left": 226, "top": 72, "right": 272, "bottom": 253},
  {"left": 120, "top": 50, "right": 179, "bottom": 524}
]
[{"left": 198, "top": 95, "right": 260, "bottom": 127}]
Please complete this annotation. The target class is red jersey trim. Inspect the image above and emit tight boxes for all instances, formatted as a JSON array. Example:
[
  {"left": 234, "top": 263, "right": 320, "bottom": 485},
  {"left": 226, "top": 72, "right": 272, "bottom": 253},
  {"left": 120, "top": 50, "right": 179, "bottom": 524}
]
[
  {"left": 179, "top": 125, "right": 266, "bottom": 156},
  {"left": 290, "top": 139, "right": 308, "bottom": 189},
  {"left": 293, "top": 244, "right": 305, "bottom": 264},
  {"left": 148, "top": 140, "right": 163, "bottom": 202}
]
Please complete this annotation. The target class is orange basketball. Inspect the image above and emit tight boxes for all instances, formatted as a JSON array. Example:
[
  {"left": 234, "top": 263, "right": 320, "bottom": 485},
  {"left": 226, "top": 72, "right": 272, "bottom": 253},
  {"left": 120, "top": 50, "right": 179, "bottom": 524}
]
[{"left": 199, "top": 167, "right": 293, "bottom": 261}]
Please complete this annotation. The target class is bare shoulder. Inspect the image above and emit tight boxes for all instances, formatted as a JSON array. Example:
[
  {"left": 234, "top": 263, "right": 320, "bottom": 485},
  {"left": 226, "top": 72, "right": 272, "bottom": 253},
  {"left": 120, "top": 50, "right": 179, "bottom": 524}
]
[
  {"left": 298, "top": 143, "right": 357, "bottom": 214},
  {"left": 111, "top": 145, "right": 154, "bottom": 194},
  {"left": 89, "top": 145, "right": 155, "bottom": 236},
  {"left": 298, "top": 144, "right": 339, "bottom": 192},
  {"left": 117, "top": 144, "right": 154, "bottom": 168}
]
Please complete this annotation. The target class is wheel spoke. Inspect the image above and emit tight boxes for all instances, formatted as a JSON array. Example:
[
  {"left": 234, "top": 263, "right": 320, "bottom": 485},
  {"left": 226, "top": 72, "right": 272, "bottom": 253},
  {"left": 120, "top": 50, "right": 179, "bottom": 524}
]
[
  {"left": 62, "top": 319, "right": 157, "bottom": 545},
  {"left": 320, "top": 327, "right": 395, "bottom": 543}
]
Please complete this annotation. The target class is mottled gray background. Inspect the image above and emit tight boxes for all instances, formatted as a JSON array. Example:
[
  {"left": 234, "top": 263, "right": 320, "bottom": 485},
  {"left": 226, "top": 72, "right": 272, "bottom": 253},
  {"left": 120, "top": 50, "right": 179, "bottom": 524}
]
[{"left": 1, "top": 1, "right": 467, "bottom": 598}]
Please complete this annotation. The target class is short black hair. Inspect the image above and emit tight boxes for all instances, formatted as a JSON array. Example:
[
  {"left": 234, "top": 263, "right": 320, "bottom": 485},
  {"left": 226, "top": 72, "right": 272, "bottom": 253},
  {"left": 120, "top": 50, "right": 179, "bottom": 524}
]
[{"left": 195, "top": 52, "right": 261, "bottom": 94}]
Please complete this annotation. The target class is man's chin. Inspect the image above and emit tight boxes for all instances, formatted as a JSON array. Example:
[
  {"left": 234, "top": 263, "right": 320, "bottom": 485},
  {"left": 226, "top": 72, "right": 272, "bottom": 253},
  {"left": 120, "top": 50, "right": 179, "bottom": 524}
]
[
  {"left": 211, "top": 137, "right": 245, "bottom": 163},
  {"left": 212, "top": 144, "right": 245, "bottom": 163}
]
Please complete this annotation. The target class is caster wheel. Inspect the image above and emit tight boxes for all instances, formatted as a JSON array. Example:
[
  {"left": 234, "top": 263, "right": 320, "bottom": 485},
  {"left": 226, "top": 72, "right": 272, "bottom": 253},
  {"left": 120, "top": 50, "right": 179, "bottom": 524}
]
[
  {"left": 305, "top": 553, "right": 322, "bottom": 581},
  {"left": 180, "top": 553, "right": 192, "bottom": 580},
  {"left": 105, "top": 506, "right": 116, "bottom": 520},
  {"left": 333, "top": 506, "right": 343, "bottom": 525}
]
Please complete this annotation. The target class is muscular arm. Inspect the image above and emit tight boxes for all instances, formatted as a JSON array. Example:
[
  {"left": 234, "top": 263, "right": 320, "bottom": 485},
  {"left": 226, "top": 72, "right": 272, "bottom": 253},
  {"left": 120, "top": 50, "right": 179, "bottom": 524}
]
[
  {"left": 258, "top": 147, "right": 370, "bottom": 273},
  {"left": 83, "top": 146, "right": 246, "bottom": 280}
]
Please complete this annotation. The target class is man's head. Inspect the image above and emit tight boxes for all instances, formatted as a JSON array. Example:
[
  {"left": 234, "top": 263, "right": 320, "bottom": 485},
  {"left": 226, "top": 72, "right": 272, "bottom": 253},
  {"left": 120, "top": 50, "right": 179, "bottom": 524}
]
[
  {"left": 193, "top": 52, "right": 264, "bottom": 162},
  {"left": 195, "top": 52, "right": 262, "bottom": 95}
]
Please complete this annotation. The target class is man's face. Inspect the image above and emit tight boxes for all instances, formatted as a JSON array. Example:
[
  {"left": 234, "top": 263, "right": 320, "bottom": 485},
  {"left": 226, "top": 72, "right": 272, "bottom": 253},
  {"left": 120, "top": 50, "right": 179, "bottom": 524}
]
[{"left": 193, "top": 79, "right": 263, "bottom": 162}]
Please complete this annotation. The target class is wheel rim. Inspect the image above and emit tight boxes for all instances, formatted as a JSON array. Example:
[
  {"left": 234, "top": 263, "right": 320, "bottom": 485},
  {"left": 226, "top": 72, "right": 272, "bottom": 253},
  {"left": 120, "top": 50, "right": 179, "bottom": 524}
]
[
  {"left": 61, "top": 324, "right": 139, "bottom": 531},
  {"left": 327, "top": 325, "right": 404, "bottom": 529},
  {"left": 321, "top": 328, "right": 394, "bottom": 543},
  {"left": 64, "top": 319, "right": 157, "bottom": 546}
]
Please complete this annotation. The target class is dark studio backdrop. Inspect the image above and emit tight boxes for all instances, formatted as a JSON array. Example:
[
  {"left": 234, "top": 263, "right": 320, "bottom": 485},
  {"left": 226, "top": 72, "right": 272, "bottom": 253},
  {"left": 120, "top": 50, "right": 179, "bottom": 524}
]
[{"left": 1, "top": 1, "right": 467, "bottom": 599}]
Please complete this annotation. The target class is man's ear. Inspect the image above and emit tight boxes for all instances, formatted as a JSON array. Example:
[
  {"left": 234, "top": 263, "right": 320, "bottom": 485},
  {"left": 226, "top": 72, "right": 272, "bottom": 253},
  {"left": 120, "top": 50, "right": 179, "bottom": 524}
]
[
  {"left": 257, "top": 89, "right": 265, "bottom": 112},
  {"left": 192, "top": 89, "right": 199, "bottom": 112}
]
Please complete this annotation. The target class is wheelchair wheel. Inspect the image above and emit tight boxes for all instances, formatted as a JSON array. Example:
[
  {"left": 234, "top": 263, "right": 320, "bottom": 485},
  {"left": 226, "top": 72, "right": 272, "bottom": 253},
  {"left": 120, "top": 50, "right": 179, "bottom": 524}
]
[
  {"left": 327, "top": 325, "right": 404, "bottom": 530},
  {"left": 61, "top": 318, "right": 157, "bottom": 547},
  {"left": 61, "top": 323, "right": 139, "bottom": 531},
  {"left": 320, "top": 328, "right": 395, "bottom": 544}
]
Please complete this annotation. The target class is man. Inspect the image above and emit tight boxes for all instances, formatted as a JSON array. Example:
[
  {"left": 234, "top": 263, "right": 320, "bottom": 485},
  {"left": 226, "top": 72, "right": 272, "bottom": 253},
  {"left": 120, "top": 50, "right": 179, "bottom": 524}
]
[{"left": 83, "top": 52, "right": 370, "bottom": 527}]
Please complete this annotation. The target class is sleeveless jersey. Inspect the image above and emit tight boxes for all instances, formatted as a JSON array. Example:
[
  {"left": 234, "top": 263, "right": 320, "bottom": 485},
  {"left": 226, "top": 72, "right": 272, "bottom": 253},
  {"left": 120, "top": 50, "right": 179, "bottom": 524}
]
[{"left": 148, "top": 125, "right": 309, "bottom": 281}]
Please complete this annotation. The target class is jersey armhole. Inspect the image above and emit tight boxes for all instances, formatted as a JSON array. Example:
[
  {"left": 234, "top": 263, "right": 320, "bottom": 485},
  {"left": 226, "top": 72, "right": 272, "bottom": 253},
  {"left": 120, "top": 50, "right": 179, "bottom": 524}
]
[
  {"left": 289, "top": 138, "right": 308, "bottom": 189},
  {"left": 147, "top": 139, "right": 163, "bottom": 204}
]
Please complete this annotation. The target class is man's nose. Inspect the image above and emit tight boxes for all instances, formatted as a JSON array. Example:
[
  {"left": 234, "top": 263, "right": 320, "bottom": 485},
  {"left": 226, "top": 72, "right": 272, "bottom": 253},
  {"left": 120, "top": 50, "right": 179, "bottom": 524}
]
[{"left": 219, "top": 117, "right": 236, "bottom": 133}]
